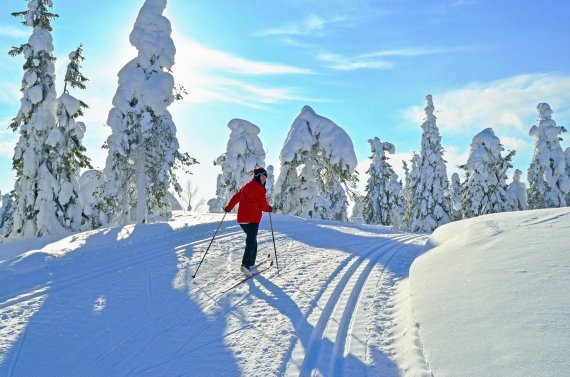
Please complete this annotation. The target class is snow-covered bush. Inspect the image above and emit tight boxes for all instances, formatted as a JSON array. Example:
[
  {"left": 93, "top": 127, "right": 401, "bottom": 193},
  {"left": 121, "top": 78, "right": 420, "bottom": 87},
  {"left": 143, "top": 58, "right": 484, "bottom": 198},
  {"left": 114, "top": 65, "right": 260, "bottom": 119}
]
[
  {"left": 506, "top": 169, "right": 528, "bottom": 211},
  {"left": 350, "top": 195, "right": 365, "bottom": 224},
  {"left": 208, "top": 119, "right": 266, "bottom": 212},
  {"left": 104, "top": 0, "right": 196, "bottom": 224},
  {"left": 460, "top": 128, "right": 514, "bottom": 218},
  {"left": 449, "top": 173, "right": 463, "bottom": 221},
  {"left": 403, "top": 95, "right": 451, "bottom": 232},
  {"left": 527, "top": 103, "right": 570, "bottom": 209},
  {"left": 78, "top": 170, "right": 108, "bottom": 230},
  {"left": 272, "top": 106, "right": 358, "bottom": 221},
  {"left": 363, "top": 137, "right": 401, "bottom": 226},
  {"left": 0, "top": 192, "right": 15, "bottom": 238}
]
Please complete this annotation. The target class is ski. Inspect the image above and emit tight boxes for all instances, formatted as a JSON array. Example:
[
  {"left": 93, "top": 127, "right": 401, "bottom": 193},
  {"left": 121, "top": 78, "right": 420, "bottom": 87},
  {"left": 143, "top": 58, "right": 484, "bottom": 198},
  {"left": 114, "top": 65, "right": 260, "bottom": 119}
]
[
  {"left": 251, "top": 253, "right": 272, "bottom": 270},
  {"left": 221, "top": 261, "right": 273, "bottom": 294},
  {"left": 223, "top": 253, "right": 271, "bottom": 280}
]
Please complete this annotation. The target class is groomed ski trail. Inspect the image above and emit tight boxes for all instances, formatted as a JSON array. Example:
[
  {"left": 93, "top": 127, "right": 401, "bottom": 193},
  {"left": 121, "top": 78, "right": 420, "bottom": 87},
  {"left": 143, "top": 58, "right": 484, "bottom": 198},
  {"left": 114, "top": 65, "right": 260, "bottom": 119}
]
[{"left": 283, "top": 233, "right": 426, "bottom": 377}]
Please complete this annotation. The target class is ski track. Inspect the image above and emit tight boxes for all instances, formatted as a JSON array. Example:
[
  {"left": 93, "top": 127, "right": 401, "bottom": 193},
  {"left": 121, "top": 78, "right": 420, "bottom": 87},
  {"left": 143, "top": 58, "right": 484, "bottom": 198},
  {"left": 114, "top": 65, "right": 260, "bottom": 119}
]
[
  {"left": 286, "top": 233, "right": 423, "bottom": 377},
  {"left": 1, "top": 215, "right": 431, "bottom": 377}
]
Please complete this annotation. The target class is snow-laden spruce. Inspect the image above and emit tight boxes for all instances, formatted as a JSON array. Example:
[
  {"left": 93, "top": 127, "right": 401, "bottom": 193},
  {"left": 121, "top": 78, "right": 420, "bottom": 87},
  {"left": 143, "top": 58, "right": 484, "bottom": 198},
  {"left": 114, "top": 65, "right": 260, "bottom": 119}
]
[
  {"left": 363, "top": 137, "right": 402, "bottom": 226},
  {"left": 208, "top": 119, "right": 267, "bottom": 213},
  {"left": 449, "top": 173, "right": 463, "bottom": 221},
  {"left": 104, "top": 0, "right": 195, "bottom": 224},
  {"left": 506, "top": 169, "right": 528, "bottom": 211},
  {"left": 460, "top": 128, "right": 514, "bottom": 218},
  {"left": 527, "top": 103, "right": 570, "bottom": 209},
  {"left": 49, "top": 45, "right": 92, "bottom": 231},
  {"left": 403, "top": 95, "right": 451, "bottom": 232},
  {"left": 8, "top": 1, "right": 66, "bottom": 238},
  {"left": 272, "top": 106, "right": 358, "bottom": 221}
]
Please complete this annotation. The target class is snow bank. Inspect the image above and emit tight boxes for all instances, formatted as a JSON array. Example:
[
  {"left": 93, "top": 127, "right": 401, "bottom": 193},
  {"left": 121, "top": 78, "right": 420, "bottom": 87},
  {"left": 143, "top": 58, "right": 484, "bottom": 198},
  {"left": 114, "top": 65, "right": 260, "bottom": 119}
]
[{"left": 409, "top": 208, "right": 570, "bottom": 376}]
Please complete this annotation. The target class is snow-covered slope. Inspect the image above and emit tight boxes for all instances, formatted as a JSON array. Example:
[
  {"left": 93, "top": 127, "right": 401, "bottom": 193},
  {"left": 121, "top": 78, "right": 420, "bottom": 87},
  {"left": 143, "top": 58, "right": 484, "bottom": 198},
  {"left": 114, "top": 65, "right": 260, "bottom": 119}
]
[
  {"left": 1, "top": 209, "right": 567, "bottom": 376},
  {"left": 0, "top": 212, "right": 428, "bottom": 376},
  {"left": 410, "top": 207, "right": 570, "bottom": 377}
]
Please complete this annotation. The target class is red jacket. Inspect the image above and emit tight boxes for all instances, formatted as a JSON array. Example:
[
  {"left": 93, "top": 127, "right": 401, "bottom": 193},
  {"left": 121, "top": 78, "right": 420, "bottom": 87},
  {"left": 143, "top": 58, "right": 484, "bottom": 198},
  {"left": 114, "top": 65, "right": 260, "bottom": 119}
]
[{"left": 226, "top": 178, "right": 271, "bottom": 224}]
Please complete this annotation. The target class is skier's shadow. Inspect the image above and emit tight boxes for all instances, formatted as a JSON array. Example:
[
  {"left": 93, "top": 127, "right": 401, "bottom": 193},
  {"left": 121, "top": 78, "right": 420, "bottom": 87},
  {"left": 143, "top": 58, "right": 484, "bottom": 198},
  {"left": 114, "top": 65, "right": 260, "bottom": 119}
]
[{"left": 251, "top": 275, "right": 398, "bottom": 376}]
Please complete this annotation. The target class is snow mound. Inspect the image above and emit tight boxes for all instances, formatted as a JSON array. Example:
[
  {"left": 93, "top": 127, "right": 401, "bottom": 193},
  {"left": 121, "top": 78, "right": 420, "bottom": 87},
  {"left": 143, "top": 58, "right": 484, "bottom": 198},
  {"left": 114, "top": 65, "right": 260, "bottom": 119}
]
[{"left": 410, "top": 207, "right": 570, "bottom": 377}]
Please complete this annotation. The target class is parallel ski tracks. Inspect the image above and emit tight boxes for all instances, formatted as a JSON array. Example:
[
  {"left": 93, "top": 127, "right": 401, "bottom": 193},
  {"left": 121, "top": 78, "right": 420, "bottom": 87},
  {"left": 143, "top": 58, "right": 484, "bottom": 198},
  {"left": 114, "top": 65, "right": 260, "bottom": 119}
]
[{"left": 288, "top": 233, "right": 421, "bottom": 377}]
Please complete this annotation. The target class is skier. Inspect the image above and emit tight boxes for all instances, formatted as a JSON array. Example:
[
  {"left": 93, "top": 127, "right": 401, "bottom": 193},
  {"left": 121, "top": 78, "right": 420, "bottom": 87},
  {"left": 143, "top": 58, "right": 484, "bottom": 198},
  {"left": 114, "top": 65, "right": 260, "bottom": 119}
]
[{"left": 224, "top": 167, "right": 273, "bottom": 277}]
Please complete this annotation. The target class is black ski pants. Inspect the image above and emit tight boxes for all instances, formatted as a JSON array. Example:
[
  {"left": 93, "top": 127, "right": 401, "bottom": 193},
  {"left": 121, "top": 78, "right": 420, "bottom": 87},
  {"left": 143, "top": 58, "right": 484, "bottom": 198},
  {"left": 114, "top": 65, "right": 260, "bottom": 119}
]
[{"left": 240, "top": 223, "right": 259, "bottom": 268}]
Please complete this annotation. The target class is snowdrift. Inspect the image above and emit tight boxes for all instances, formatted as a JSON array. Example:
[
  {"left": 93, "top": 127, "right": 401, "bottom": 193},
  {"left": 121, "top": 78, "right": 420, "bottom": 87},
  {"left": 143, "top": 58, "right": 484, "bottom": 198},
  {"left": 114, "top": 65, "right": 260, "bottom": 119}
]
[{"left": 410, "top": 207, "right": 570, "bottom": 377}]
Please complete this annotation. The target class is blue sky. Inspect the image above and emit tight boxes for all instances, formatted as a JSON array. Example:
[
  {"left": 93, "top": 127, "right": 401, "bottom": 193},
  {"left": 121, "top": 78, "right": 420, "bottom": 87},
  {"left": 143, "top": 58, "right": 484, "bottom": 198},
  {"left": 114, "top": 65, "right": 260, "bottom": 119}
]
[{"left": 1, "top": 0, "right": 569, "bottom": 202}]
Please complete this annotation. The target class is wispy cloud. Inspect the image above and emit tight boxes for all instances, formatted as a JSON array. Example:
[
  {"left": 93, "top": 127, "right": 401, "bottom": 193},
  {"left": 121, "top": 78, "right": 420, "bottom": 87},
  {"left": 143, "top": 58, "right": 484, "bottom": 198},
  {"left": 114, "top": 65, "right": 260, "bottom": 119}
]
[
  {"left": 403, "top": 73, "right": 570, "bottom": 136},
  {"left": 172, "top": 34, "right": 315, "bottom": 106},
  {"left": 257, "top": 14, "right": 348, "bottom": 37},
  {"left": 361, "top": 46, "right": 475, "bottom": 58},
  {"left": 317, "top": 52, "right": 393, "bottom": 71},
  {"left": 178, "top": 37, "right": 312, "bottom": 76},
  {"left": 318, "top": 46, "right": 464, "bottom": 71},
  {"left": 0, "top": 26, "right": 29, "bottom": 39}
]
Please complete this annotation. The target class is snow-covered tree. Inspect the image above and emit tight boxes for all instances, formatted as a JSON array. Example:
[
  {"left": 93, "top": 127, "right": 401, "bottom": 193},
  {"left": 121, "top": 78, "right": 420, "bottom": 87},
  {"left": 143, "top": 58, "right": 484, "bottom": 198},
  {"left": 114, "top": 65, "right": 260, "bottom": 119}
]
[
  {"left": 401, "top": 154, "right": 419, "bottom": 230},
  {"left": 208, "top": 119, "right": 266, "bottom": 212},
  {"left": 363, "top": 137, "right": 400, "bottom": 225},
  {"left": 272, "top": 106, "right": 358, "bottom": 221},
  {"left": 350, "top": 195, "right": 365, "bottom": 224},
  {"left": 460, "top": 128, "right": 514, "bottom": 218},
  {"left": 527, "top": 103, "right": 570, "bottom": 209},
  {"left": 49, "top": 44, "right": 92, "bottom": 231},
  {"left": 266, "top": 165, "right": 275, "bottom": 199},
  {"left": 104, "top": 0, "right": 196, "bottom": 224},
  {"left": 8, "top": 1, "right": 64, "bottom": 238},
  {"left": 506, "top": 169, "right": 528, "bottom": 211},
  {"left": 449, "top": 173, "right": 463, "bottom": 221},
  {"left": 405, "top": 95, "right": 451, "bottom": 232},
  {"left": 0, "top": 191, "right": 15, "bottom": 238},
  {"left": 387, "top": 172, "right": 405, "bottom": 229}
]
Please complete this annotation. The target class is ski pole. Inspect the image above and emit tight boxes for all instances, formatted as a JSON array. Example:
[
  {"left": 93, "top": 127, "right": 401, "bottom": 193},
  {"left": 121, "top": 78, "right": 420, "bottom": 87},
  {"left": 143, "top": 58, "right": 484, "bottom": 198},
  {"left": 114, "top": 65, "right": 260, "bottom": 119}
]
[
  {"left": 269, "top": 212, "right": 280, "bottom": 275},
  {"left": 192, "top": 212, "right": 227, "bottom": 278}
]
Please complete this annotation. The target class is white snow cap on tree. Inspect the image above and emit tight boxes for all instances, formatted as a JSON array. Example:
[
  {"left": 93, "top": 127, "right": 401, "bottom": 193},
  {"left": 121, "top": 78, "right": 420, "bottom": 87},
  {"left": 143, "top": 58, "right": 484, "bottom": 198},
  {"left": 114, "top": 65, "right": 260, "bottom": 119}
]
[
  {"left": 461, "top": 128, "right": 514, "bottom": 218},
  {"left": 506, "top": 169, "right": 528, "bottom": 211},
  {"left": 404, "top": 95, "right": 451, "bottom": 232},
  {"left": 527, "top": 103, "right": 570, "bottom": 209},
  {"left": 273, "top": 106, "right": 357, "bottom": 220},
  {"left": 208, "top": 119, "right": 266, "bottom": 212}
]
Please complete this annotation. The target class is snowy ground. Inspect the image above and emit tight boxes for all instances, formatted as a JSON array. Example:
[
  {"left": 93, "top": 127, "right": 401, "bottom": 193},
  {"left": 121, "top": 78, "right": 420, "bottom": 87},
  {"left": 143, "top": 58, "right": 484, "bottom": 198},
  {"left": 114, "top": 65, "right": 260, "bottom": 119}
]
[{"left": 0, "top": 209, "right": 568, "bottom": 376}]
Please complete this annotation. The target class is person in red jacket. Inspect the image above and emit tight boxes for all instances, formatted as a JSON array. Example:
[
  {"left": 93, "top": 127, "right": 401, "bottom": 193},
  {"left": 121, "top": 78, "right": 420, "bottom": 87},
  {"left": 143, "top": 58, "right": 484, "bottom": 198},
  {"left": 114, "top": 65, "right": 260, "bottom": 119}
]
[{"left": 224, "top": 167, "right": 273, "bottom": 277}]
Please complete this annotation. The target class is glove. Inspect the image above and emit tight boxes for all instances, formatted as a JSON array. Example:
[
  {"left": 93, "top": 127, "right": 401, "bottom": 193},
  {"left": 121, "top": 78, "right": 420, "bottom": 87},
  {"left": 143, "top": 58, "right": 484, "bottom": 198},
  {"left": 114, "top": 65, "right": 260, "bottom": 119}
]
[
  {"left": 268, "top": 205, "right": 273, "bottom": 213},
  {"left": 224, "top": 206, "right": 231, "bottom": 213}
]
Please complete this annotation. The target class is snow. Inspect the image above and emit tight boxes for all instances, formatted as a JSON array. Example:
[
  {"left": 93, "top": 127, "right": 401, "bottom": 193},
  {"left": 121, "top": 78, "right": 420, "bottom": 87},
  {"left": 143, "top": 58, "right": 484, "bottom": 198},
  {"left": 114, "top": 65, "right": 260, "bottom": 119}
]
[
  {"left": 410, "top": 208, "right": 570, "bottom": 376},
  {"left": 280, "top": 106, "right": 357, "bottom": 171},
  {"left": 209, "top": 118, "right": 267, "bottom": 212},
  {"left": 0, "top": 209, "right": 567, "bottom": 376}
]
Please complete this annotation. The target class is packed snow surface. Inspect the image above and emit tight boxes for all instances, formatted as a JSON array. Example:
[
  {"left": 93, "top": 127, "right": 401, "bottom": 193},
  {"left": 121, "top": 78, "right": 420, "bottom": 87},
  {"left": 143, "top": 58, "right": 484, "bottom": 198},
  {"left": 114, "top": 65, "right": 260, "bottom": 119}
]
[{"left": 0, "top": 208, "right": 568, "bottom": 376}]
